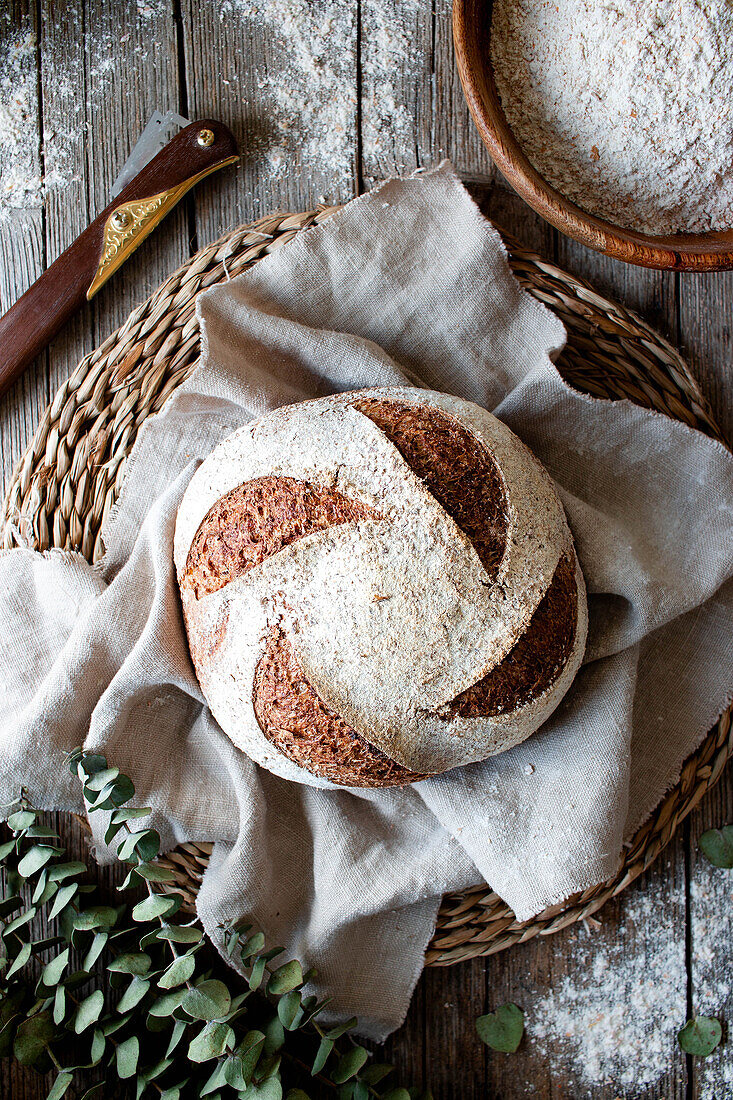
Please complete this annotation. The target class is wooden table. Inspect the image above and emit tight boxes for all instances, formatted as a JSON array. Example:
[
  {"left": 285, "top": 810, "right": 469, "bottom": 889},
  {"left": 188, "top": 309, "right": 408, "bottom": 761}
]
[{"left": 1, "top": 2, "right": 731, "bottom": 1097}]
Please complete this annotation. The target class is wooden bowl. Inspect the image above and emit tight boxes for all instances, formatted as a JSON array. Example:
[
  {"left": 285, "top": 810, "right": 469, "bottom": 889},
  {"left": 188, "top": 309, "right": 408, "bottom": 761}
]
[{"left": 453, "top": 0, "right": 733, "bottom": 272}]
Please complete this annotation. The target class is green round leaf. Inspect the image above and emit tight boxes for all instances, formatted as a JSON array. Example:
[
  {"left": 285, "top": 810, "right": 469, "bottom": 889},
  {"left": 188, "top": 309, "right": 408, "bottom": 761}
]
[
  {"left": 108, "top": 775, "right": 136, "bottom": 807},
  {"left": 132, "top": 893, "right": 180, "bottom": 922},
  {"left": 108, "top": 951, "right": 152, "bottom": 976},
  {"left": 285, "top": 1091, "right": 312, "bottom": 1100},
  {"left": 90, "top": 1027, "right": 105, "bottom": 1063},
  {"left": 72, "top": 906, "right": 118, "bottom": 931},
  {"left": 476, "top": 1003, "right": 524, "bottom": 1053},
  {"left": 246, "top": 1079, "right": 283, "bottom": 1100},
  {"left": 14, "top": 1010, "right": 55, "bottom": 1065},
  {"left": 7, "top": 810, "right": 36, "bottom": 831},
  {"left": 277, "top": 990, "right": 303, "bottom": 1031},
  {"left": 182, "top": 979, "right": 232, "bottom": 1021},
  {"left": 157, "top": 924, "right": 203, "bottom": 944},
  {"left": 46, "top": 1070, "right": 73, "bottom": 1100},
  {"left": 267, "top": 960, "right": 303, "bottom": 995},
  {"left": 158, "top": 954, "right": 196, "bottom": 989},
  {"left": 6, "top": 941, "right": 32, "bottom": 980},
  {"left": 74, "top": 990, "right": 105, "bottom": 1034},
  {"left": 311, "top": 1036, "right": 333, "bottom": 1076},
  {"left": 148, "top": 989, "right": 186, "bottom": 1017},
  {"left": 678, "top": 1016, "right": 722, "bottom": 1057},
  {"left": 331, "top": 1046, "right": 369, "bottom": 1084},
  {"left": 699, "top": 826, "right": 733, "bottom": 869},
  {"left": 42, "top": 947, "right": 71, "bottom": 988},
  {"left": 225, "top": 1029, "right": 265, "bottom": 1087},
  {"left": 17, "top": 845, "right": 56, "bottom": 877},
  {"left": 117, "top": 976, "right": 151, "bottom": 1014},
  {"left": 85, "top": 767, "right": 119, "bottom": 792},
  {"left": 116, "top": 1034, "right": 140, "bottom": 1079},
  {"left": 188, "top": 1021, "right": 235, "bottom": 1062},
  {"left": 52, "top": 985, "right": 66, "bottom": 1026}
]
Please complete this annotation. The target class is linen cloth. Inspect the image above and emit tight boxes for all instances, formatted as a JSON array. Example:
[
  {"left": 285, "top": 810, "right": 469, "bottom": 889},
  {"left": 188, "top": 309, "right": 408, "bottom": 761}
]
[{"left": 2, "top": 163, "right": 733, "bottom": 1041}]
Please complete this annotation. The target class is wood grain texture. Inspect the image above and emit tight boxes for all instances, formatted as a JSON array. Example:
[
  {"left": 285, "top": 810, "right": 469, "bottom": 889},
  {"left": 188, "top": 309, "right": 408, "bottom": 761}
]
[{"left": 1, "top": 2, "right": 732, "bottom": 1098}]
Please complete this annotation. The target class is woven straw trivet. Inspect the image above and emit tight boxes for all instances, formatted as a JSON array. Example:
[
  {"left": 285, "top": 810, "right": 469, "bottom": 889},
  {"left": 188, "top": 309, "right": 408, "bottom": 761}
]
[{"left": 3, "top": 208, "right": 731, "bottom": 967}]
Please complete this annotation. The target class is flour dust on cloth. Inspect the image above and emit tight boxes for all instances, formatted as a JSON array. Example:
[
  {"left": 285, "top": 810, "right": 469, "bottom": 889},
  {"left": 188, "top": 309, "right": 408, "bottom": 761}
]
[{"left": 1, "top": 164, "right": 733, "bottom": 1041}]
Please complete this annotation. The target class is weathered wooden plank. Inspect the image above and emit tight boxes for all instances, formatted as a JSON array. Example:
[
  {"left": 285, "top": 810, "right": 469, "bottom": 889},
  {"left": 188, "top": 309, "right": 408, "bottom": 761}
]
[
  {"left": 0, "top": 1, "right": 46, "bottom": 509},
  {"left": 432, "top": 0, "right": 495, "bottom": 182},
  {"left": 679, "top": 273, "right": 733, "bottom": 443},
  {"left": 359, "top": 0, "right": 433, "bottom": 187},
  {"left": 180, "top": 0, "right": 359, "bottom": 246},
  {"left": 689, "top": 766, "right": 733, "bottom": 1100}
]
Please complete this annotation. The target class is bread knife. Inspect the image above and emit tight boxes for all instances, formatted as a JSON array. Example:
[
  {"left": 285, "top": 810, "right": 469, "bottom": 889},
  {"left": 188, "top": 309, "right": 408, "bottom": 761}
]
[{"left": 0, "top": 118, "right": 239, "bottom": 400}]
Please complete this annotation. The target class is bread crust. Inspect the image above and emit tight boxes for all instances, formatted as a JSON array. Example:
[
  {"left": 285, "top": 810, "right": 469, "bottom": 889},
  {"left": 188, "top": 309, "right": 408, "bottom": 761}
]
[{"left": 175, "top": 388, "right": 587, "bottom": 787}]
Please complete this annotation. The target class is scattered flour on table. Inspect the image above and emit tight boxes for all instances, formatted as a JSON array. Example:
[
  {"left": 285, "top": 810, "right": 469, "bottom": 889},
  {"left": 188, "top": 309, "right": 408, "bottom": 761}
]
[
  {"left": 690, "top": 870, "right": 733, "bottom": 1099},
  {"left": 218, "top": 0, "right": 428, "bottom": 196},
  {"left": 490, "top": 0, "right": 733, "bottom": 235},
  {"left": 528, "top": 890, "right": 686, "bottom": 1091},
  {"left": 0, "top": 29, "right": 42, "bottom": 219},
  {"left": 218, "top": 0, "right": 357, "bottom": 196}
]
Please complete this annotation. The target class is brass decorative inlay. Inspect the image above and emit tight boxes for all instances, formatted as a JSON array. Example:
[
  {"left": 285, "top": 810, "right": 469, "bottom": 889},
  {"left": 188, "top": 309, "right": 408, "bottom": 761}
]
[{"left": 86, "top": 155, "right": 239, "bottom": 300}]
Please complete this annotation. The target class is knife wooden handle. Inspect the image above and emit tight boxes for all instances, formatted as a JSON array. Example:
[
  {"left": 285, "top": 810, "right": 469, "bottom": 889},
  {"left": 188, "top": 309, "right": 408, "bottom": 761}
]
[{"left": 0, "top": 119, "right": 238, "bottom": 401}]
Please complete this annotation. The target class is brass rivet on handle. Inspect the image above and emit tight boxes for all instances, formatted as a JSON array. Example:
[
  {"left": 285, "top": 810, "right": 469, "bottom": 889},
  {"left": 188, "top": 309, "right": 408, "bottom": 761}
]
[
  {"left": 110, "top": 210, "right": 131, "bottom": 230},
  {"left": 197, "top": 128, "right": 215, "bottom": 147}
]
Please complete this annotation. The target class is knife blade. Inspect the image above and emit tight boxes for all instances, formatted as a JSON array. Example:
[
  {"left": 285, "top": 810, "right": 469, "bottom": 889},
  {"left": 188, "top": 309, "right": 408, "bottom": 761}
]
[{"left": 0, "top": 118, "right": 239, "bottom": 400}]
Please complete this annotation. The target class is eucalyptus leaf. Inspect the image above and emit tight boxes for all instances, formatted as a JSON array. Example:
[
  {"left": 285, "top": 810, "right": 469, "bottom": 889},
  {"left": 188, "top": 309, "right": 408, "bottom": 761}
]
[
  {"left": 90, "top": 1027, "right": 106, "bottom": 1063},
  {"left": 4, "top": 905, "right": 36, "bottom": 936},
  {"left": 75, "top": 753, "right": 108, "bottom": 778},
  {"left": 157, "top": 924, "right": 203, "bottom": 944},
  {"left": 48, "top": 883, "right": 78, "bottom": 921},
  {"left": 285, "top": 1092, "right": 312, "bottom": 1100},
  {"left": 188, "top": 1021, "right": 235, "bottom": 1062},
  {"left": 82, "top": 931, "right": 108, "bottom": 971},
  {"left": 7, "top": 810, "right": 36, "bottom": 831},
  {"left": 111, "top": 807, "right": 152, "bottom": 823},
  {"left": 277, "top": 990, "right": 303, "bottom": 1031},
  {"left": 200, "top": 1061, "right": 228, "bottom": 1096},
  {"left": 108, "top": 951, "right": 152, "bottom": 976},
  {"left": 47, "top": 861, "right": 86, "bottom": 882},
  {"left": 148, "top": 989, "right": 186, "bottom": 1017},
  {"left": 158, "top": 953, "right": 196, "bottom": 989},
  {"left": 264, "top": 1015, "right": 285, "bottom": 1055},
  {"left": 117, "top": 976, "right": 151, "bottom": 1014},
  {"left": 699, "top": 825, "right": 733, "bottom": 869},
  {"left": 476, "top": 1003, "right": 524, "bottom": 1053},
  {"left": 136, "top": 862, "right": 176, "bottom": 883},
  {"left": 267, "top": 960, "right": 303, "bottom": 995},
  {"left": 166, "top": 1018, "right": 188, "bottom": 1058},
  {"left": 14, "top": 1010, "right": 55, "bottom": 1065},
  {"left": 678, "top": 1016, "right": 722, "bottom": 1057},
  {"left": 46, "top": 1070, "right": 74, "bottom": 1100},
  {"left": 26, "top": 826, "right": 60, "bottom": 840},
  {"left": 182, "top": 979, "right": 232, "bottom": 1021},
  {"left": 382, "top": 1090, "right": 411, "bottom": 1100},
  {"left": 332, "top": 1046, "right": 369, "bottom": 1084},
  {"left": 42, "top": 947, "right": 70, "bottom": 987},
  {"left": 0, "top": 839, "right": 17, "bottom": 860},
  {"left": 85, "top": 767, "right": 120, "bottom": 791},
  {"left": 246, "top": 1079, "right": 283, "bottom": 1100},
  {"left": 241, "top": 931, "right": 266, "bottom": 958},
  {"left": 325, "top": 1018, "right": 358, "bottom": 1040},
  {"left": 132, "top": 893, "right": 179, "bottom": 922},
  {"left": 17, "top": 845, "right": 56, "bottom": 877},
  {"left": 116, "top": 1034, "right": 140, "bottom": 1078},
  {"left": 226, "top": 1029, "right": 265, "bottom": 1086},
  {"left": 74, "top": 990, "right": 105, "bottom": 1034},
  {"left": 146, "top": 1056, "right": 174, "bottom": 1081},
  {"left": 6, "top": 940, "right": 32, "bottom": 979},
  {"left": 73, "top": 906, "right": 118, "bottom": 931},
  {"left": 311, "top": 1036, "right": 333, "bottom": 1076},
  {"left": 52, "top": 985, "right": 66, "bottom": 1026},
  {"left": 361, "top": 1064, "right": 395, "bottom": 1086}
]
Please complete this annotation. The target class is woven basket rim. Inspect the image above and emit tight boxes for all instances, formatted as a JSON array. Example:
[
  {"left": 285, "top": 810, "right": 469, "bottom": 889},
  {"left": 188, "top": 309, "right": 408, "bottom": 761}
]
[{"left": 3, "top": 206, "right": 730, "bottom": 967}]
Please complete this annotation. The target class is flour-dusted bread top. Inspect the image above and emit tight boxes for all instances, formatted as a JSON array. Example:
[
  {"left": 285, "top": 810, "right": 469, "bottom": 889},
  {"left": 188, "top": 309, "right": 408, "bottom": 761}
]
[{"left": 174, "top": 387, "right": 588, "bottom": 788}]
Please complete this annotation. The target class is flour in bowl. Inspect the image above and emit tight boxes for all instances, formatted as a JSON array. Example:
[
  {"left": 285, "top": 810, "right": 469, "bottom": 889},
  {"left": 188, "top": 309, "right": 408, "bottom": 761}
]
[{"left": 490, "top": 0, "right": 733, "bottom": 236}]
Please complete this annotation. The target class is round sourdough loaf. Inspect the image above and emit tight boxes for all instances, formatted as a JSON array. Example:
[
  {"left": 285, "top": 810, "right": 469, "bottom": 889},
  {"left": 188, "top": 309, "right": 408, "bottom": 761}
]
[{"left": 174, "top": 388, "right": 587, "bottom": 789}]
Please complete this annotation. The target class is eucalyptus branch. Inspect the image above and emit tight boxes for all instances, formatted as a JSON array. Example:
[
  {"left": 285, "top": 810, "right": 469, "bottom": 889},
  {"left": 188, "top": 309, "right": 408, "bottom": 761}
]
[{"left": 0, "top": 750, "right": 432, "bottom": 1100}]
